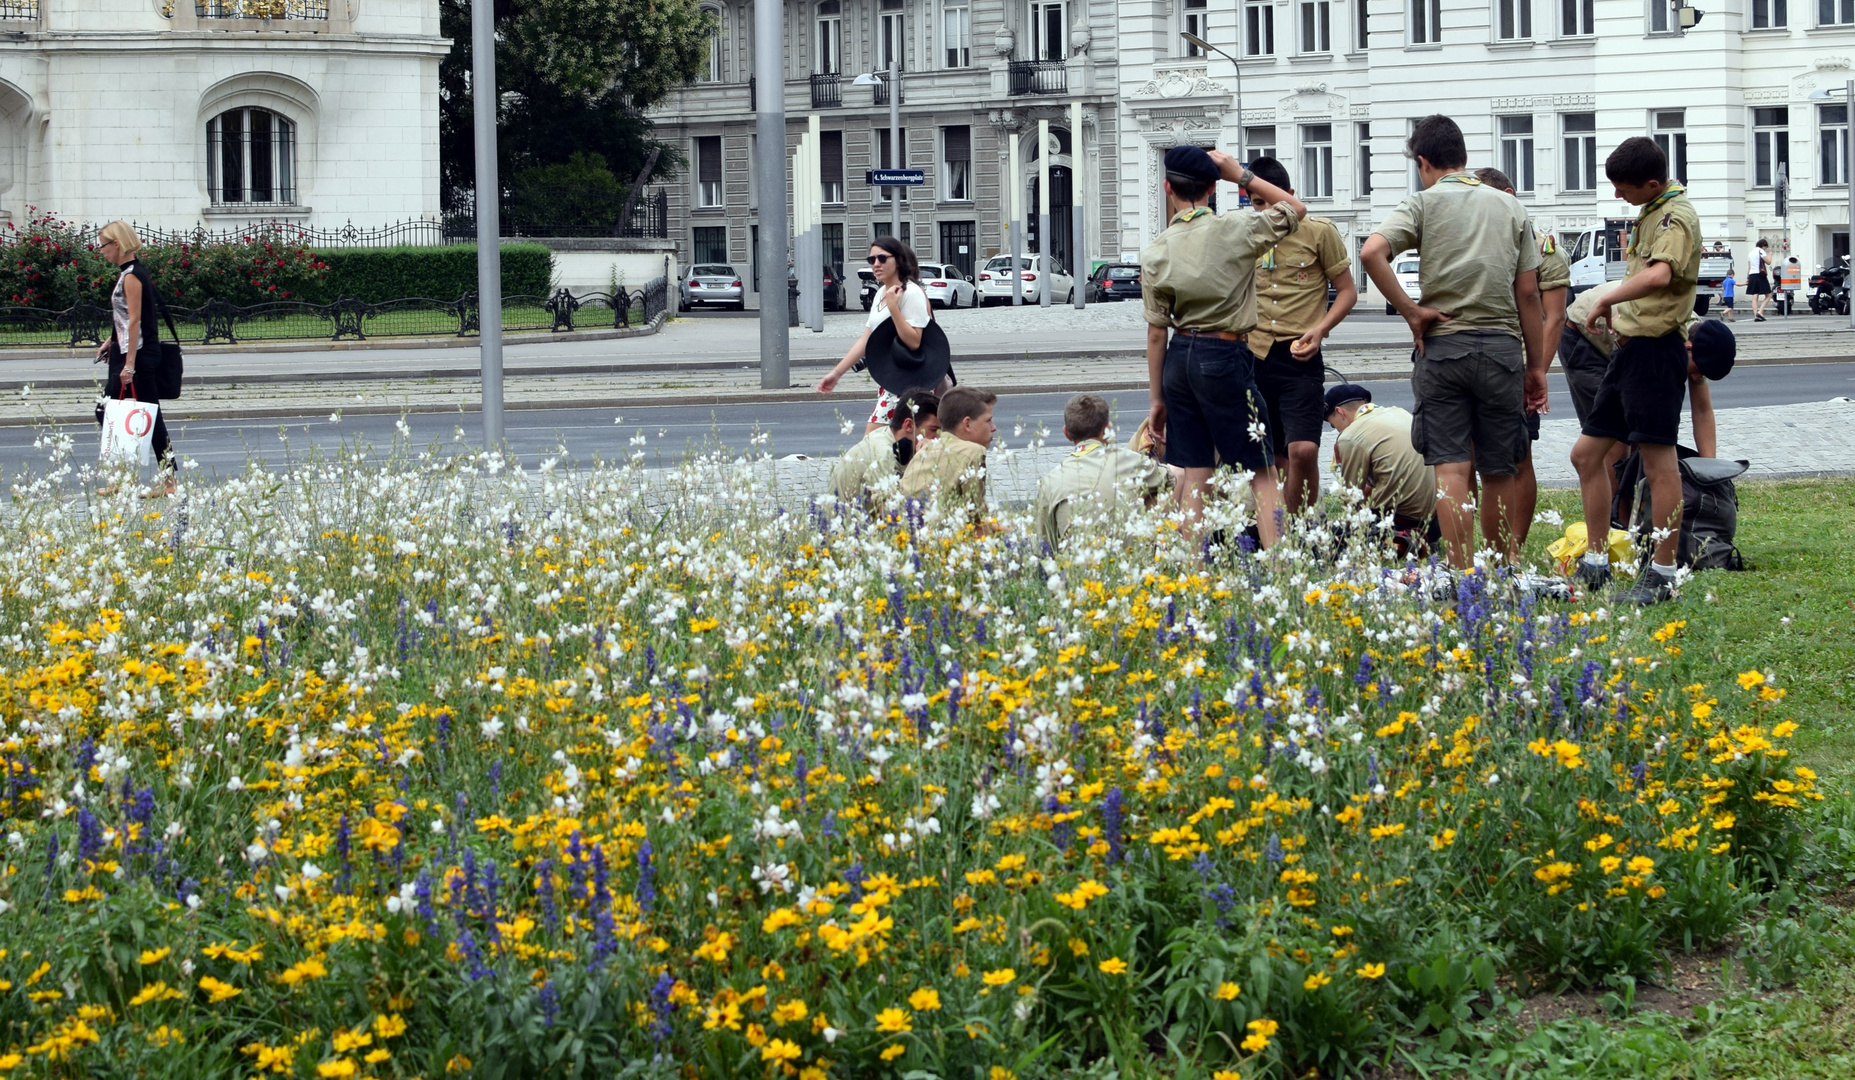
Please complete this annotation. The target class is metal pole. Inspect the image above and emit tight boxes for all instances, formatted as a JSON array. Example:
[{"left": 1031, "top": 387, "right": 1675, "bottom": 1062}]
[
  {"left": 1847, "top": 79, "right": 1854, "bottom": 329},
  {"left": 756, "top": 0, "right": 789, "bottom": 388},
  {"left": 888, "top": 61, "right": 901, "bottom": 242},
  {"left": 1038, "top": 119, "right": 1051, "bottom": 307},
  {"left": 1010, "top": 133, "right": 1023, "bottom": 305},
  {"left": 807, "top": 113, "right": 825, "bottom": 332},
  {"left": 1072, "top": 100, "right": 1085, "bottom": 309},
  {"left": 470, "top": 0, "right": 502, "bottom": 447}
]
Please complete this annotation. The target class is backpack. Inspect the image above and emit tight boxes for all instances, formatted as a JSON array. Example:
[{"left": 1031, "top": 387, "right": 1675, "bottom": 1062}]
[{"left": 1609, "top": 447, "right": 1748, "bottom": 571}]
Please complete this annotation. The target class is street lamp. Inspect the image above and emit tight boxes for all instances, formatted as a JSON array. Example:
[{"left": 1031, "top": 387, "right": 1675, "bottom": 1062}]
[
  {"left": 1808, "top": 80, "right": 1855, "bottom": 329},
  {"left": 1181, "top": 31, "right": 1245, "bottom": 166},
  {"left": 853, "top": 66, "right": 903, "bottom": 241}
]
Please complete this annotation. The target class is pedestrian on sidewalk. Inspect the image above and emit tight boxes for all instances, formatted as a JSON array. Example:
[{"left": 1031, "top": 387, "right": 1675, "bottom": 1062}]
[
  {"left": 1140, "top": 144, "right": 1306, "bottom": 545},
  {"left": 94, "top": 221, "right": 178, "bottom": 498},
  {"left": 1361, "top": 116, "right": 1550, "bottom": 572},
  {"left": 1747, "top": 239, "right": 1773, "bottom": 321},
  {"left": 813, "top": 236, "right": 949, "bottom": 432},
  {"left": 1244, "top": 156, "right": 1357, "bottom": 517}
]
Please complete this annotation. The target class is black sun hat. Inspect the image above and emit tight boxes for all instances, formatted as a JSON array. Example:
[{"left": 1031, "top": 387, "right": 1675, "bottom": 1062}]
[{"left": 862, "top": 317, "right": 953, "bottom": 397}]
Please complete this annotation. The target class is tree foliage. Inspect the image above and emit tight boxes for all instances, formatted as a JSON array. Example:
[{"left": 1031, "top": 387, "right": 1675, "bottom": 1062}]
[{"left": 438, "top": 0, "right": 716, "bottom": 209}]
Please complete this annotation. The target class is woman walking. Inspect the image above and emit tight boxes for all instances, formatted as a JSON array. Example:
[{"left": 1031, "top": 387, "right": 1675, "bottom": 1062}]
[
  {"left": 813, "top": 236, "right": 948, "bottom": 432},
  {"left": 1747, "top": 238, "right": 1772, "bottom": 322},
  {"left": 94, "top": 221, "right": 177, "bottom": 496}
]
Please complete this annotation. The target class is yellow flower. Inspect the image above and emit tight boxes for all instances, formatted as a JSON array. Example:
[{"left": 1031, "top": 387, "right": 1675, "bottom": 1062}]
[
  {"left": 745, "top": 1023, "right": 768, "bottom": 1048},
  {"left": 277, "top": 958, "right": 328, "bottom": 986},
  {"left": 1068, "top": 938, "right": 1090, "bottom": 957},
  {"left": 1215, "top": 981, "right": 1241, "bottom": 1000},
  {"left": 1628, "top": 856, "right": 1656, "bottom": 875},
  {"left": 0, "top": 1053, "right": 21, "bottom": 1070},
  {"left": 981, "top": 968, "right": 1016, "bottom": 987},
  {"left": 880, "top": 1043, "right": 907, "bottom": 1061},
  {"left": 138, "top": 947, "right": 171, "bottom": 966},
  {"left": 693, "top": 932, "right": 734, "bottom": 963},
  {"left": 762, "top": 908, "right": 804, "bottom": 933},
  {"left": 1098, "top": 957, "right": 1129, "bottom": 975},
  {"left": 332, "top": 1030, "right": 373, "bottom": 1053},
  {"left": 875, "top": 1007, "right": 913, "bottom": 1034},
  {"left": 1303, "top": 971, "right": 1331, "bottom": 991},
  {"left": 129, "top": 981, "right": 184, "bottom": 1006},
  {"left": 771, "top": 999, "right": 809, "bottom": 1025},
  {"left": 1737, "top": 669, "right": 1766, "bottom": 689},
  {"left": 315, "top": 1060, "right": 357, "bottom": 1079},
  {"left": 373, "top": 1014, "right": 408, "bottom": 1039},
  {"left": 1355, "top": 963, "right": 1386, "bottom": 979},
  {"left": 907, "top": 987, "right": 941, "bottom": 1012},
  {"left": 761, "top": 1039, "right": 802, "bottom": 1063},
  {"left": 199, "top": 976, "right": 243, "bottom": 1003}
]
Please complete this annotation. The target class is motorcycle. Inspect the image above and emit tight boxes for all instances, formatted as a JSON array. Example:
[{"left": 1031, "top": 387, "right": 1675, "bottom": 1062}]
[{"left": 1808, "top": 255, "right": 1849, "bottom": 314}]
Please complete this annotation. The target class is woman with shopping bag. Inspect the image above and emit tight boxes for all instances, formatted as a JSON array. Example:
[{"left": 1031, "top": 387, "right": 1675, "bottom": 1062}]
[{"left": 94, "top": 221, "right": 178, "bottom": 497}]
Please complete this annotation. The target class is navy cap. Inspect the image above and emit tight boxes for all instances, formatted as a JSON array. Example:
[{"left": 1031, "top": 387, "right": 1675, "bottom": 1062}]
[
  {"left": 1164, "top": 145, "right": 1219, "bottom": 184},
  {"left": 1689, "top": 319, "right": 1735, "bottom": 381},
  {"left": 1323, "top": 383, "right": 1372, "bottom": 418}
]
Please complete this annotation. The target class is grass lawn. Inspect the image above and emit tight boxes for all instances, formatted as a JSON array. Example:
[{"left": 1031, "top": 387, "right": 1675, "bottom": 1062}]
[
  {"left": 0, "top": 302, "right": 639, "bottom": 348},
  {"left": 1421, "top": 477, "right": 1855, "bottom": 1078}
]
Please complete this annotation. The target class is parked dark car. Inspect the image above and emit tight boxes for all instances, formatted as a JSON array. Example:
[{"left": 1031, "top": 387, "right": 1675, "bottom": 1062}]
[
  {"left": 789, "top": 265, "right": 852, "bottom": 312},
  {"left": 1087, "top": 262, "right": 1143, "bottom": 302}
]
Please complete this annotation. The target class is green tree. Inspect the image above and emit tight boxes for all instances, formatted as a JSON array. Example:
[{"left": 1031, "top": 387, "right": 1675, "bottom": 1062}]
[{"left": 439, "top": 0, "right": 716, "bottom": 213}]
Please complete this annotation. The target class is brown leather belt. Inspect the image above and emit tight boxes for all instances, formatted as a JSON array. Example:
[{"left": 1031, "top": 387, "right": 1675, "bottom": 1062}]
[{"left": 1175, "top": 328, "right": 1241, "bottom": 341}]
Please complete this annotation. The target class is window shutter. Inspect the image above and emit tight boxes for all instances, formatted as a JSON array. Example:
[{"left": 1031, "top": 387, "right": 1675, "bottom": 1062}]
[
  {"left": 821, "top": 131, "right": 844, "bottom": 183},
  {"left": 944, "top": 125, "right": 970, "bottom": 163}
]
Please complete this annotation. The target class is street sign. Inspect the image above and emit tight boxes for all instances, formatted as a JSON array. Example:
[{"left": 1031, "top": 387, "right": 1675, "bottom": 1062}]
[{"left": 866, "top": 169, "right": 926, "bottom": 186}]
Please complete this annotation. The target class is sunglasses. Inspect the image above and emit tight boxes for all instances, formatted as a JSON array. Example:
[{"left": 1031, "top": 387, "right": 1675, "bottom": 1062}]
[{"left": 865, "top": 254, "right": 893, "bottom": 265}]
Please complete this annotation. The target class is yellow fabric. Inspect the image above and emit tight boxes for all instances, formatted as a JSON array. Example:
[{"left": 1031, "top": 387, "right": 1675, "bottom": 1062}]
[
  {"left": 1546, "top": 522, "right": 1637, "bottom": 571},
  {"left": 1536, "top": 225, "right": 1571, "bottom": 293},
  {"left": 1370, "top": 172, "right": 1543, "bottom": 340},
  {"left": 1034, "top": 439, "right": 1171, "bottom": 548},
  {"left": 1248, "top": 216, "right": 1352, "bottom": 356},
  {"left": 1613, "top": 187, "right": 1701, "bottom": 339},
  {"left": 830, "top": 427, "right": 899, "bottom": 504},
  {"left": 900, "top": 435, "right": 988, "bottom": 520},
  {"left": 1140, "top": 203, "right": 1301, "bottom": 335}
]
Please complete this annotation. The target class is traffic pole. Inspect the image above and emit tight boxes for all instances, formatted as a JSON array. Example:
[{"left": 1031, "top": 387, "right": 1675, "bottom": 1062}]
[
  {"left": 1072, "top": 101, "right": 1085, "bottom": 310},
  {"left": 755, "top": 0, "right": 789, "bottom": 388},
  {"left": 470, "top": 0, "right": 502, "bottom": 447}
]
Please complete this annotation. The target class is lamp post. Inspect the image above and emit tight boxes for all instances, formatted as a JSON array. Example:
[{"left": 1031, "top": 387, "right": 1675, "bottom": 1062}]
[
  {"left": 1181, "top": 31, "right": 1244, "bottom": 166},
  {"left": 1072, "top": 100, "right": 1085, "bottom": 309},
  {"left": 470, "top": 0, "right": 502, "bottom": 447},
  {"left": 1807, "top": 80, "right": 1855, "bottom": 329},
  {"left": 852, "top": 64, "right": 903, "bottom": 242},
  {"left": 1038, "top": 118, "right": 1051, "bottom": 307},
  {"left": 754, "top": 0, "right": 789, "bottom": 388}
]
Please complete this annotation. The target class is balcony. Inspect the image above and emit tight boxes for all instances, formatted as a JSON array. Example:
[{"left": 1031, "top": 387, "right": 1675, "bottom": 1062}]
[
  {"left": 197, "top": 0, "right": 328, "bottom": 16},
  {"left": 810, "top": 73, "right": 843, "bottom": 109},
  {"left": 1008, "top": 59, "right": 1067, "bottom": 97},
  {"left": 873, "top": 79, "right": 905, "bottom": 107}
]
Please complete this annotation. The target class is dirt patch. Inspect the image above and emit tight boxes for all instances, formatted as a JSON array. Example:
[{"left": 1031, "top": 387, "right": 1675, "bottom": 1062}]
[{"left": 1510, "top": 947, "right": 1741, "bottom": 1032}]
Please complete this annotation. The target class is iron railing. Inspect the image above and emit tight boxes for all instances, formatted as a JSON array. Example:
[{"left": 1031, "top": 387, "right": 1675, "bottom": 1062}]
[
  {"left": 197, "top": 0, "right": 328, "bottom": 17},
  {"left": 1008, "top": 59, "right": 1067, "bottom": 96},
  {"left": 442, "top": 188, "right": 669, "bottom": 240},
  {"left": 94, "top": 218, "right": 451, "bottom": 249},
  {"left": 0, "top": 278, "right": 669, "bottom": 349},
  {"left": 810, "top": 73, "right": 842, "bottom": 109},
  {"left": 873, "top": 80, "right": 905, "bottom": 106},
  {"left": 0, "top": 1, "right": 38, "bottom": 20}
]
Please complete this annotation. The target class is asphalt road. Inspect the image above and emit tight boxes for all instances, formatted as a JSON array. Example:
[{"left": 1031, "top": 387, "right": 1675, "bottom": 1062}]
[{"left": 6, "top": 362, "right": 1850, "bottom": 480}]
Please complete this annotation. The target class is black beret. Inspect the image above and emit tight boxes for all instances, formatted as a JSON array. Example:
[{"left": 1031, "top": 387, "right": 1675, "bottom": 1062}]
[{"left": 1164, "top": 145, "right": 1219, "bottom": 184}]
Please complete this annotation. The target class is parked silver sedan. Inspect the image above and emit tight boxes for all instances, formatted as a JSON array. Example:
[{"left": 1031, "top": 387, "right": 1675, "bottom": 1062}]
[{"left": 681, "top": 264, "right": 744, "bottom": 311}]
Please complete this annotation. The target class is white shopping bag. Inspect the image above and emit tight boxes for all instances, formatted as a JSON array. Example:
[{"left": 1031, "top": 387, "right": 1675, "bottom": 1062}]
[{"left": 100, "top": 396, "right": 159, "bottom": 467}]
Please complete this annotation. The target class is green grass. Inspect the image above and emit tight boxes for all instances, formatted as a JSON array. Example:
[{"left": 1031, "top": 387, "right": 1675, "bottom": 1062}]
[{"left": 0, "top": 302, "right": 639, "bottom": 348}]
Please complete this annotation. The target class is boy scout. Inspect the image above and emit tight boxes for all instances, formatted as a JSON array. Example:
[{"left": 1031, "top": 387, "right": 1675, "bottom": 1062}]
[
  {"left": 1323, "top": 383, "right": 1440, "bottom": 554},
  {"left": 1360, "top": 115, "right": 1549, "bottom": 571},
  {"left": 1564, "top": 281, "right": 1734, "bottom": 457},
  {"left": 1245, "top": 157, "right": 1358, "bottom": 516},
  {"left": 1034, "top": 393, "right": 1171, "bottom": 548},
  {"left": 1476, "top": 166, "right": 1569, "bottom": 550},
  {"left": 1572, "top": 136, "right": 1708, "bottom": 606},
  {"left": 830, "top": 393, "right": 939, "bottom": 505},
  {"left": 1141, "top": 144, "right": 1308, "bottom": 546},
  {"left": 901, "top": 386, "right": 996, "bottom": 525}
]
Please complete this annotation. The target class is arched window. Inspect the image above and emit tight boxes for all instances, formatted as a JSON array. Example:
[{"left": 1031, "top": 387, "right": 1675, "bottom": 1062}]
[
  {"left": 701, "top": 6, "right": 723, "bottom": 82},
  {"left": 817, "top": 1, "right": 842, "bottom": 74},
  {"left": 208, "top": 107, "right": 296, "bottom": 205}
]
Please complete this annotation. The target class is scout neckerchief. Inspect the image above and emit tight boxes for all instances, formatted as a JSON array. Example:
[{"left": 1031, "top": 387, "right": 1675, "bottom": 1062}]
[
  {"left": 1355, "top": 402, "right": 1379, "bottom": 418},
  {"left": 1072, "top": 438, "right": 1106, "bottom": 457},
  {"left": 1434, "top": 172, "right": 1482, "bottom": 187},
  {"left": 1170, "top": 206, "right": 1213, "bottom": 227},
  {"left": 1628, "top": 183, "right": 1686, "bottom": 250}
]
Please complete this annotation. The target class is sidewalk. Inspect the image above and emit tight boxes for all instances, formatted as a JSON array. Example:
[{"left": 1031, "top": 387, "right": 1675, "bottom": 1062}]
[{"left": 5, "top": 303, "right": 1853, "bottom": 425}]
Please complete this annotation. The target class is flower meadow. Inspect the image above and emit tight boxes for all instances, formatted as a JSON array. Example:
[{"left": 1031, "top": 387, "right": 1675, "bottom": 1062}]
[{"left": 0, "top": 442, "right": 1823, "bottom": 1079}]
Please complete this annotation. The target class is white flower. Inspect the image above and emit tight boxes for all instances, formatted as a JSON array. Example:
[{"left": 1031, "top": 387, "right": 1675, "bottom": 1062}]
[
  {"left": 823, "top": 1027, "right": 841, "bottom": 1044},
  {"left": 752, "top": 862, "right": 793, "bottom": 894},
  {"left": 479, "top": 718, "right": 505, "bottom": 741},
  {"left": 300, "top": 862, "right": 324, "bottom": 882}
]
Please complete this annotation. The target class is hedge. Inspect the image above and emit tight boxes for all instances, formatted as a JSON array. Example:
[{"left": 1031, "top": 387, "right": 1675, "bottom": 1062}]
[{"left": 313, "top": 244, "right": 554, "bottom": 304}]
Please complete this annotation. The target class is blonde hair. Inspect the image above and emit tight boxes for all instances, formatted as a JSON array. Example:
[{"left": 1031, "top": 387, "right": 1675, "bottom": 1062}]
[{"left": 98, "top": 221, "right": 143, "bottom": 259}]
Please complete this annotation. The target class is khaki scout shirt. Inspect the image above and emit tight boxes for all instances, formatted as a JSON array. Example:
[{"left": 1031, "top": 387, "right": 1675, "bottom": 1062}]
[
  {"left": 1536, "top": 228, "right": 1571, "bottom": 293},
  {"left": 1612, "top": 186, "right": 1701, "bottom": 340},
  {"left": 1248, "top": 216, "right": 1352, "bottom": 357},
  {"left": 1333, "top": 404, "right": 1436, "bottom": 523},
  {"left": 1567, "top": 280, "right": 1695, "bottom": 360},
  {"left": 1141, "top": 203, "right": 1301, "bottom": 335},
  {"left": 1033, "top": 439, "right": 1171, "bottom": 548},
  {"left": 830, "top": 426, "right": 899, "bottom": 503},
  {"left": 1372, "top": 173, "right": 1543, "bottom": 339},
  {"left": 900, "top": 435, "right": 988, "bottom": 520}
]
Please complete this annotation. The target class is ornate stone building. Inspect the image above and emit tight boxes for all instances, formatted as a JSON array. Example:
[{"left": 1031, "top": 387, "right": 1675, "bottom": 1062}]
[{"left": 0, "top": 1, "right": 446, "bottom": 231}]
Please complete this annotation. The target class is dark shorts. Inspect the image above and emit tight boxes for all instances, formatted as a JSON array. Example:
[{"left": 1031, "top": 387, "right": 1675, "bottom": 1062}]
[
  {"left": 1746, "top": 272, "right": 1771, "bottom": 295},
  {"left": 1583, "top": 332, "right": 1688, "bottom": 446},
  {"left": 1558, "top": 325, "right": 1610, "bottom": 430},
  {"left": 1162, "top": 332, "right": 1273, "bottom": 472},
  {"left": 1250, "top": 339, "right": 1327, "bottom": 455},
  {"left": 1409, "top": 330, "right": 1528, "bottom": 477}
]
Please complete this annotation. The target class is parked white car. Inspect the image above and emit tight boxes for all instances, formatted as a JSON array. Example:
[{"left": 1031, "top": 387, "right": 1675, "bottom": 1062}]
[
  {"left": 919, "top": 262, "right": 978, "bottom": 308},
  {"left": 1383, "top": 251, "right": 1421, "bottom": 314},
  {"left": 977, "top": 254, "right": 1075, "bottom": 305}
]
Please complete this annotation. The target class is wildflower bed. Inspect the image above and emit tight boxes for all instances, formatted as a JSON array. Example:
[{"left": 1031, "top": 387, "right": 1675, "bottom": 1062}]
[{"left": 0, "top": 449, "right": 1821, "bottom": 1078}]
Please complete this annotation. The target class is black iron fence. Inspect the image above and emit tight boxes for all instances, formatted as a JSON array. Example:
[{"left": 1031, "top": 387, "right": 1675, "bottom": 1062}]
[
  {"left": 1008, "top": 59, "right": 1067, "bottom": 96},
  {"left": 104, "top": 218, "right": 451, "bottom": 250},
  {"left": 0, "top": 1, "right": 38, "bottom": 19},
  {"left": 0, "top": 277, "right": 670, "bottom": 349},
  {"left": 810, "top": 73, "right": 842, "bottom": 109},
  {"left": 443, "top": 188, "right": 670, "bottom": 240},
  {"left": 197, "top": 0, "right": 328, "bottom": 17}
]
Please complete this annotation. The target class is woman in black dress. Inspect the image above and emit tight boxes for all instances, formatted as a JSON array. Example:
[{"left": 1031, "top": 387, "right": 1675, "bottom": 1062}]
[{"left": 93, "top": 221, "right": 177, "bottom": 497}]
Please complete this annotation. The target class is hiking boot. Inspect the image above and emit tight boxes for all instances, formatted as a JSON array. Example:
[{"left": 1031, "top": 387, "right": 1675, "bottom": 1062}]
[
  {"left": 1616, "top": 572, "right": 1676, "bottom": 607},
  {"left": 1571, "top": 560, "right": 1611, "bottom": 594},
  {"left": 1516, "top": 573, "right": 1574, "bottom": 602}
]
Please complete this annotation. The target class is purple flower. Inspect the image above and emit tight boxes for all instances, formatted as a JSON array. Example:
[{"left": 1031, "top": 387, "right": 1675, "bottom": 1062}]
[
  {"left": 635, "top": 841, "right": 656, "bottom": 913},
  {"left": 1101, "top": 787, "right": 1126, "bottom": 864}
]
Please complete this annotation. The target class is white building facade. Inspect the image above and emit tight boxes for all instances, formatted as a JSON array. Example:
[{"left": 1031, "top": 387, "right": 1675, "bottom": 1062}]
[
  {"left": 0, "top": 1, "right": 447, "bottom": 232},
  {"left": 1116, "top": 0, "right": 1855, "bottom": 280}
]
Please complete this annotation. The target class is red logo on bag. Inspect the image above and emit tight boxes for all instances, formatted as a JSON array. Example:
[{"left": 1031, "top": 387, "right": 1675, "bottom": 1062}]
[{"left": 123, "top": 408, "right": 153, "bottom": 438}]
